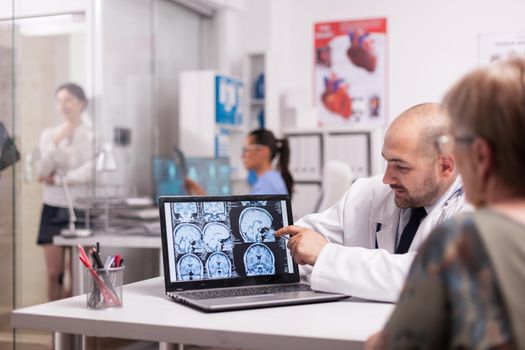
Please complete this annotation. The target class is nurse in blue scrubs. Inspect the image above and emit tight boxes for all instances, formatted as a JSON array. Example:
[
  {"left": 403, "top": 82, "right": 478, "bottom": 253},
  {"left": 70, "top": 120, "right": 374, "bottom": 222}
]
[
  {"left": 241, "top": 129, "right": 293, "bottom": 196},
  {"left": 185, "top": 129, "right": 294, "bottom": 197}
]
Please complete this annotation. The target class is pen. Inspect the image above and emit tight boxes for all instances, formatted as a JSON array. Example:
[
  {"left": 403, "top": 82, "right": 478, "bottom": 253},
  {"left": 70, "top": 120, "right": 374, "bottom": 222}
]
[
  {"left": 96, "top": 242, "right": 102, "bottom": 265},
  {"left": 90, "top": 248, "right": 104, "bottom": 268},
  {"left": 114, "top": 254, "right": 121, "bottom": 267},
  {"left": 104, "top": 256, "right": 115, "bottom": 270},
  {"left": 276, "top": 234, "right": 290, "bottom": 241}
]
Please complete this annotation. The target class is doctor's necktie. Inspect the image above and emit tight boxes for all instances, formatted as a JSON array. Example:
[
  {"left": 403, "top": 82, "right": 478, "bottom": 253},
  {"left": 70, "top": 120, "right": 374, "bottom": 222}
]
[{"left": 395, "top": 207, "right": 427, "bottom": 254}]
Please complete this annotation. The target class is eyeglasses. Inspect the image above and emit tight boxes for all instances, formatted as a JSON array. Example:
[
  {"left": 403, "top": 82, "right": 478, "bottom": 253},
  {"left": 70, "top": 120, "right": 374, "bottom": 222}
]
[
  {"left": 436, "top": 134, "right": 476, "bottom": 154},
  {"left": 241, "top": 144, "right": 263, "bottom": 154}
]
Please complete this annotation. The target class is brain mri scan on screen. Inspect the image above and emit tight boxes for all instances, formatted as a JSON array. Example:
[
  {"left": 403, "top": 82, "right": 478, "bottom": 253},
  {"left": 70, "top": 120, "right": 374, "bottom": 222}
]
[
  {"left": 203, "top": 201, "right": 227, "bottom": 221},
  {"left": 173, "top": 223, "right": 205, "bottom": 254},
  {"left": 244, "top": 243, "right": 275, "bottom": 276},
  {"left": 168, "top": 199, "right": 290, "bottom": 282},
  {"left": 203, "top": 222, "right": 233, "bottom": 252},
  {"left": 177, "top": 253, "right": 204, "bottom": 281},
  {"left": 172, "top": 202, "right": 198, "bottom": 222},
  {"left": 206, "top": 251, "right": 232, "bottom": 278},
  {"left": 239, "top": 207, "right": 276, "bottom": 243}
]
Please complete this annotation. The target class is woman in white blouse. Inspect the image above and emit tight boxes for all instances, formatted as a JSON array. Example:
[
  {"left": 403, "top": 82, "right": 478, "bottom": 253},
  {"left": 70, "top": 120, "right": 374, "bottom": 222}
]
[{"left": 37, "top": 83, "right": 93, "bottom": 300}]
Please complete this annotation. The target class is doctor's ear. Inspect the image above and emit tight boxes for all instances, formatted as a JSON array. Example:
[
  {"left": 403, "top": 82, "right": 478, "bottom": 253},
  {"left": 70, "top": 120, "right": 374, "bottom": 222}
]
[{"left": 437, "top": 153, "right": 455, "bottom": 177}]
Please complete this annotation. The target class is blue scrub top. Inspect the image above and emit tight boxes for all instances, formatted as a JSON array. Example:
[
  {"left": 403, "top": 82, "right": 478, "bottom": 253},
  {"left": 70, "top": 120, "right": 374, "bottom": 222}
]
[{"left": 250, "top": 170, "right": 288, "bottom": 195}]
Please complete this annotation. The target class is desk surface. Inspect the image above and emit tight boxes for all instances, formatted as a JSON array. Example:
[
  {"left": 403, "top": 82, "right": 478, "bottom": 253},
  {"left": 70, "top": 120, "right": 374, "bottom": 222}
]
[{"left": 12, "top": 277, "right": 394, "bottom": 350}]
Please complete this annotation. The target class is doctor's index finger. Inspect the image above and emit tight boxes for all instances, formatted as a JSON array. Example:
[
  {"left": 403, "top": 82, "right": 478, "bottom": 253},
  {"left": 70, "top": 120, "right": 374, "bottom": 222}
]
[{"left": 275, "top": 225, "right": 305, "bottom": 237}]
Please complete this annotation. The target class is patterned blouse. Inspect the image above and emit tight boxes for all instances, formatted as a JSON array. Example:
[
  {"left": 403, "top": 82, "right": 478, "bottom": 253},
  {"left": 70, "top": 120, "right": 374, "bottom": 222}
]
[{"left": 382, "top": 214, "right": 516, "bottom": 349}]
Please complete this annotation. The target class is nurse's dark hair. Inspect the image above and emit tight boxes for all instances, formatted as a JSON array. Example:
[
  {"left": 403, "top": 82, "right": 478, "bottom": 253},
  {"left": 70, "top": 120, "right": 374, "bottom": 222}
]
[
  {"left": 249, "top": 128, "right": 294, "bottom": 196},
  {"left": 55, "top": 82, "right": 88, "bottom": 106}
]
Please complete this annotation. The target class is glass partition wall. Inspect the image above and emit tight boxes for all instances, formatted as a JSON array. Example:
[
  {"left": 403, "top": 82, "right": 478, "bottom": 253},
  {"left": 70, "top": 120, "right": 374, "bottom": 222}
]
[
  {"left": 0, "top": 3, "right": 16, "bottom": 348},
  {"left": 0, "top": 0, "right": 206, "bottom": 348}
]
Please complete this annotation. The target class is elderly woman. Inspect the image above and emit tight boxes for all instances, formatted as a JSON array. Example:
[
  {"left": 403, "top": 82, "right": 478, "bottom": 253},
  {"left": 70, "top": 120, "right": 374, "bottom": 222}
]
[{"left": 366, "top": 58, "right": 525, "bottom": 349}]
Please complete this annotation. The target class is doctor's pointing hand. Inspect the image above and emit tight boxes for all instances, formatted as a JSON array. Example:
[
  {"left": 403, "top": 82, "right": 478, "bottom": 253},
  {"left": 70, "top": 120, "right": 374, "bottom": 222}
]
[{"left": 275, "top": 225, "right": 328, "bottom": 266}]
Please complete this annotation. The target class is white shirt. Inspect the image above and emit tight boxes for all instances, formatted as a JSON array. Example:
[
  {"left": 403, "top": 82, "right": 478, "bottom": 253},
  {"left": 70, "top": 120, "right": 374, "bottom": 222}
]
[
  {"left": 38, "top": 122, "right": 94, "bottom": 208},
  {"left": 296, "top": 174, "right": 468, "bottom": 302}
]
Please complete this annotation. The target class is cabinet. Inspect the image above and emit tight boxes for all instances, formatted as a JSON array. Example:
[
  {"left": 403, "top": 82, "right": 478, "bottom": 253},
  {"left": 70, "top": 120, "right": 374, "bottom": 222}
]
[
  {"left": 179, "top": 70, "right": 247, "bottom": 185},
  {"left": 284, "top": 127, "right": 384, "bottom": 219}
]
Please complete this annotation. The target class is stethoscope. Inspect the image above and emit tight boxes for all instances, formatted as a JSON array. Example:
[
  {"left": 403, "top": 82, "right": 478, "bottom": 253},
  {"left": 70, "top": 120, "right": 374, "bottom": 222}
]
[
  {"left": 436, "top": 187, "right": 465, "bottom": 223},
  {"left": 374, "top": 186, "right": 464, "bottom": 249}
]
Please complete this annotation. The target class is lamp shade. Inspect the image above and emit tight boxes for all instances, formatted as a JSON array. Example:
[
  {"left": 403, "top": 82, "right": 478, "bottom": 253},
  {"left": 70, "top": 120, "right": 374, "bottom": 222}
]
[{"left": 96, "top": 143, "right": 117, "bottom": 172}]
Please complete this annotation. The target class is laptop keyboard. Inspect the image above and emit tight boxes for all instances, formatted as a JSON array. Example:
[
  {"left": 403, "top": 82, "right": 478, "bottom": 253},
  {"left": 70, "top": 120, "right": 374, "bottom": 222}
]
[{"left": 178, "top": 283, "right": 313, "bottom": 300}]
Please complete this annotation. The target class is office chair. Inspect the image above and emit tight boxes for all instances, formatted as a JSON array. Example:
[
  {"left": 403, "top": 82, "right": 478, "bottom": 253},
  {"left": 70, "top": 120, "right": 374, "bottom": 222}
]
[{"left": 316, "top": 160, "right": 354, "bottom": 212}]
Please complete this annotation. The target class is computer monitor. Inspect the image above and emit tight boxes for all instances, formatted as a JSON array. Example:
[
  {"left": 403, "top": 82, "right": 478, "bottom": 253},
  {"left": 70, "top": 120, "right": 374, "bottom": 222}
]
[
  {"left": 152, "top": 156, "right": 185, "bottom": 201},
  {"left": 152, "top": 156, "right": 231, "bottom": 203},
  {"left": 186, "top": 157, "right": 231, "bottom": 196}
]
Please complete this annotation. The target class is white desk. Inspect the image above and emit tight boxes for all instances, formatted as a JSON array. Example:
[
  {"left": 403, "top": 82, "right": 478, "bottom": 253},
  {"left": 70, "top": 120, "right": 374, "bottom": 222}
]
[
  {"left": 54, "top": 234, "right": 162, "bottom": 295},
  {"left": 12, "top": 277, "right": 394, "bottom": 350}
]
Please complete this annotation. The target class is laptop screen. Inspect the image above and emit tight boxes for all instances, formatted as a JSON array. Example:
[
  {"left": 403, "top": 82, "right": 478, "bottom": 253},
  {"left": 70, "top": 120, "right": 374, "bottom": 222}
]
[{"left": 159, "top": 195, "right": 298, "bottom": 290}]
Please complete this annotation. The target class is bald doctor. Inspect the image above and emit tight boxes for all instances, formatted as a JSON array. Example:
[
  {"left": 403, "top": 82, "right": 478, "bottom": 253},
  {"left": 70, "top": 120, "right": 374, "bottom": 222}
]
[{"left": 276, "top": 103, "right": 467, "bottom": 302}]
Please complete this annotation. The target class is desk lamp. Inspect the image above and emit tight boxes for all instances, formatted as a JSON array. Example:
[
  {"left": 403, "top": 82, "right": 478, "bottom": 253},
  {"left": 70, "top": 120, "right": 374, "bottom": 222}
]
[{"left": 61, "top": 143, "right": 117, "bottom": 237}]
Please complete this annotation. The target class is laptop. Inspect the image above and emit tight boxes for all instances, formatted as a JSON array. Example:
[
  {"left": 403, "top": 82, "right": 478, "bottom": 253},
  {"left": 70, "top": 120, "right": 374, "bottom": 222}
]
[{"left": 159, "top": 194, "right": 349, "bottom": 312}]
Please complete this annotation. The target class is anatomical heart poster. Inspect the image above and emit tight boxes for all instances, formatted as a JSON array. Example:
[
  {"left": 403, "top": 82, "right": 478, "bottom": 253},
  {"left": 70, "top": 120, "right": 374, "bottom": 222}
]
[{"left": 314, "top": 18, "right": 387, "bottom": 127}]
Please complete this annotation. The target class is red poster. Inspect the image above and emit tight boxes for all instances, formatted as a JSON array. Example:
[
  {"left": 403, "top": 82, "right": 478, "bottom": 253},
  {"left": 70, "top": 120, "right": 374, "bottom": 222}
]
[{"left": 314, "top": 18, "right": 387, "bottom": 127}]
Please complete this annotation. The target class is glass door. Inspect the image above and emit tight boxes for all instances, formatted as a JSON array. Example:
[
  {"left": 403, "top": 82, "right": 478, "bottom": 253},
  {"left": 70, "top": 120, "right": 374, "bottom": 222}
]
[
  {"left": 0, "top": 4, "right": 16, "bottom": 349},
  {"left": 0, "top": 0, "right": 210, "bottom": 348},
  {"left": 0, "top": 10, "right": 88, "bottom": 349}
]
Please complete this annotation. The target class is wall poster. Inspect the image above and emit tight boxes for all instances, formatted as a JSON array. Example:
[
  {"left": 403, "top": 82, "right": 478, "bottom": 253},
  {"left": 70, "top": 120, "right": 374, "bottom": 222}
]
[
  {"left": 479, "top": 32, "right": 525, "bottom": 65},
  {"left": 314, "top": 18, "right": 387, "bottom": 127},
  {"left": 215, "top": 74, "right": 244, "bottom": 126}
]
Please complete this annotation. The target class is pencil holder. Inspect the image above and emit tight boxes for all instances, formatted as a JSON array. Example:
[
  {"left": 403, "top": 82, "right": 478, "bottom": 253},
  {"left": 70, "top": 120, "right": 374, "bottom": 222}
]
[{"left": 84, "top": 266, "right": 124, "bottom": 309}]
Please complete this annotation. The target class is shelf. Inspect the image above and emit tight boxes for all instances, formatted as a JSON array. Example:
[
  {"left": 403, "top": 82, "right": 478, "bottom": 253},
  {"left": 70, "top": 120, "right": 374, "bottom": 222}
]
[
  {"left": 295, "top": 179, "right": 322, "bottom": 184},
  {"left": 250, "top": 99, "right": 265, "bottom": 106},
  {"left": 216, "top": 124, "right": 246, "bottom": 133},
  {"left": 283, "top": 126, "right": 381, "bottom": 135},
  {"left": 230, "top": 175, "right": 248, "bottom": 182}
]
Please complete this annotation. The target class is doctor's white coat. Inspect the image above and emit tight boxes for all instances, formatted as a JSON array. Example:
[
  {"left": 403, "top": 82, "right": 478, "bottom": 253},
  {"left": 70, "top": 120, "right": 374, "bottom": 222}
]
[{"left": 297, "top": 174, "right": 466, "bottom": 302}]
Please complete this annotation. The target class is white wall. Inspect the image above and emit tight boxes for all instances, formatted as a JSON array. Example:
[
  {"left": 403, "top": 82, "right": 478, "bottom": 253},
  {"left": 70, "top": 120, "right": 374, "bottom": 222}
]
[
  {"left": 0, "top": 0, "right": 86, "bottom": 18},
  {"left": 154, "top": 0, "right": 203, "bottom": 155},
  {"left": 240, "top": 0, "right": 270, "bottom": 54},
  {"left": 241, "top": 0, "right": 525, "bottom": 144},
  {"left": 214, "top": 6, "right": 244, "bottom": 78},
  {"left": 94, "top": 0, "right": 153, "bottom": 194}
]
